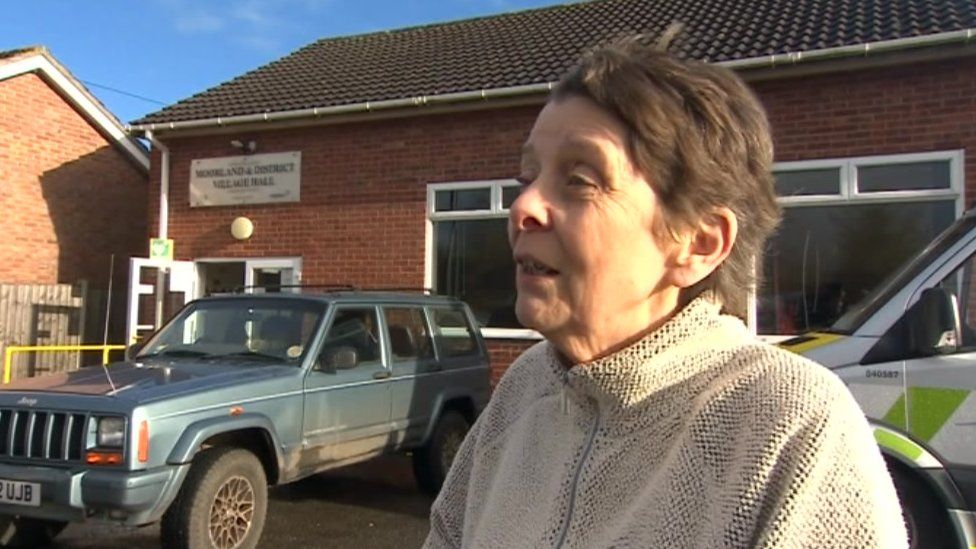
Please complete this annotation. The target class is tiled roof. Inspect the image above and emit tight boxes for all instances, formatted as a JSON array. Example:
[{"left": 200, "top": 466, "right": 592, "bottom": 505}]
[{"left": 135, "top": 0, "right": 976, "bottom": 125}]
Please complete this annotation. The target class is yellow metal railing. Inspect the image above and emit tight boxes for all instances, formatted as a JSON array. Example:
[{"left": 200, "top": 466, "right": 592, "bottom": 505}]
[{"left": 2, "top": 345, "right": 126, "bottom": 384}]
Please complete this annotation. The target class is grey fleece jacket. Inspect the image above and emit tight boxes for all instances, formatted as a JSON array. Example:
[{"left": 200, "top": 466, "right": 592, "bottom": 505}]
[{"left": 424, "top": 298, "right": 907, "bottom": 548}]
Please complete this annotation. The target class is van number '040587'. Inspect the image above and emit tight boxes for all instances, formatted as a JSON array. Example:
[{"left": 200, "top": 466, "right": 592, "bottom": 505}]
[{"left": 866, "top": 369, "right": 900, "bottom": 379}]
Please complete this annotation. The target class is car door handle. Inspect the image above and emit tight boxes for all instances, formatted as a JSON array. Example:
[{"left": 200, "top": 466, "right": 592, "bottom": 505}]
[{"left": 373, "top": 371, "right": 391, "bottom": 379}]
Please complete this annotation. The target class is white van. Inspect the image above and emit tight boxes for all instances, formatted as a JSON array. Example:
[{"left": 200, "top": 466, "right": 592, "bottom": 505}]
[{"left": 780, "top": 209, "right": 976, "bottom": 548}]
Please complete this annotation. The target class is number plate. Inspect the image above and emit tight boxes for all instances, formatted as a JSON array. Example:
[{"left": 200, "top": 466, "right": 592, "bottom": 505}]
[{"left": 0, "top": 479, "right": 40, "bottom": 506}]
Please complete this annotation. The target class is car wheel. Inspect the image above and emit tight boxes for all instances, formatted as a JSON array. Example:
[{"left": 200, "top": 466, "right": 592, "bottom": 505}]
[
  {"left": 161, "top": 447, "right": 268, "bottom": 549},
  {"left": 413, "top": 410, "right": 470, "bottom": 496},
  {"left": 890, "top": 467, "right": 955, "bottom": 549},
  {"left": 0, "top": 515, "right": 66, "bottom": 548}
]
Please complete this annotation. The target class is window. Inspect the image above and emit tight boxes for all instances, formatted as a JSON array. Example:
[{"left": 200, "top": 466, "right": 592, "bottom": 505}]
[
  {"left": 427, "top": 180, "right": 529, "bottom": 337},
  {"left": 759, "top": 151, "right": 962, "bottom": 335},
  {"left": 384, "top": 307, "right": 434, "bottom": 362},
  {"left": 429, "top": 306, "right": 479, "bottom": 358},
  {"left": 319, "top": 307, "right": 382, "bottom": 368},
  {"left": 140, "top": 298, "right": 324, "bottom": 363},
  {"left": 934, "top": 254, "right": 976, "bottom": 350}
]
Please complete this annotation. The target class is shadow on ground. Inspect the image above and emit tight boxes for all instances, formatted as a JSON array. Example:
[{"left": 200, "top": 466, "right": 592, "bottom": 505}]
[{"left": 54, "top": 454, "right": 432, "bottom": 548}]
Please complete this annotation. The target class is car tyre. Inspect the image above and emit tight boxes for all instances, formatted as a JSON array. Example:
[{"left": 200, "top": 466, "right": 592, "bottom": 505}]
[
  {"left": 0, "top": 515, "right": 66, "bottom": 548},
  {"left": 413, "top": 410, "right": 470, "bottom": 496},
  {"left": 890, "top": 467, "right": 954, "bottom": 549},
  {"left": 161, "top": 447, "right": 268, "bottom": 549}
]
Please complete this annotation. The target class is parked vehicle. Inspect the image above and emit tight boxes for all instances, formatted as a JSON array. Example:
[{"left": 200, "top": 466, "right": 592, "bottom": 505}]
[
  {"left": 0, "top": 290, "right": 491, "bottom": 548},
  {"left": 779, "top": 209, "right": 976, "bottom": 549}
]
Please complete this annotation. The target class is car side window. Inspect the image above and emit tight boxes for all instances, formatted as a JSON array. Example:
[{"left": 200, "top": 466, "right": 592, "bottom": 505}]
[
  {"left": 384, "top": 307, "right": 434, "bottom": 363},
  {"left": 429, "top": 306, "right": 479, "bottom": 358},
  {"left": 317, "top": 307, "right": 382, "bottom": 371}
]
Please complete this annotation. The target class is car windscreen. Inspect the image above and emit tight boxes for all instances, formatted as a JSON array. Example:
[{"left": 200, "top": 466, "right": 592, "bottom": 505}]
[{"left": 137, "top": 298, "right": 326, "bottom": 365}]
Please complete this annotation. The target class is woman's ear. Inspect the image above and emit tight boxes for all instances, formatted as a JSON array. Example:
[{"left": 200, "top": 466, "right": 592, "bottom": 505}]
[{"left": 668, "top": 208, "right": 738, "bottom": 289}]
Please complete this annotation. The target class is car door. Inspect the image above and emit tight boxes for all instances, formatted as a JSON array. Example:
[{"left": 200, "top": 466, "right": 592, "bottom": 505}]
[
  {"left": 900, "top": 249, "right": 976, "bottom": 465},
  {"left": 383, "top": 305, "right": 438, "bottom": 447},
  {"left": 301, "top": 305, "right": 392, "bottom": 469}
]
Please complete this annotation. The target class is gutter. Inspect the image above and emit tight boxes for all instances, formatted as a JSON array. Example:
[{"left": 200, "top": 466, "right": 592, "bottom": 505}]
[
  {"left": 129, "top": 82, "right": 554, "bottom": 132},
  {"left": 142, "top": 130, "right": 171, "bottom": 332},
  {"left": 143, "top": 130, "right": 170, "bottom": 240},
  {"left": 127, "top": 27, "right": 976, "bottom": 134}
]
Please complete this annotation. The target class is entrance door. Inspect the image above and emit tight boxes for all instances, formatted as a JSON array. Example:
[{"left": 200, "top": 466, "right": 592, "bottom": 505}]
[
  {"left": 245, "top": 258, "right": 301, "bottom": 292},
  {"left": 196, "top": 258, "right": 302, "bottom": 295},
  {"left": 126, "top": 258, "right": 195, "bottom": 345}
]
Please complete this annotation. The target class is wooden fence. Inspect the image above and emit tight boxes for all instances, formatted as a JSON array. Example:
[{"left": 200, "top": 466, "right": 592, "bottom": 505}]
[{"left": 0, "top": 283, "right": 88, "bottom": 381}]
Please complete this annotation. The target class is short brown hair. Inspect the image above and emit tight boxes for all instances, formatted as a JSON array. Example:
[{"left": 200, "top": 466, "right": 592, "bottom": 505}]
[{"left": 552, "top": 34, "right": 781, "bottom": 318}]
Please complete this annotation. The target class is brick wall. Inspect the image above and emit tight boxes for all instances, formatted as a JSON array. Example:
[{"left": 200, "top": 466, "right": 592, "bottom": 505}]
[
  {"left": 151, "top": 55, "right": 976, "bottom": 379},
  {"left": 0, "top": 71, "right": 148, "bottom": 338},
  {"left": 757, "top": 56, "right": 976, "bottom": 198}
]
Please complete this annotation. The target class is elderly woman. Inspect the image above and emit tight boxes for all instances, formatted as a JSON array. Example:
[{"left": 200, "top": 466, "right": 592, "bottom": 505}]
[{"left": 424, "top": 36, "right": 906, "bottom": 548}]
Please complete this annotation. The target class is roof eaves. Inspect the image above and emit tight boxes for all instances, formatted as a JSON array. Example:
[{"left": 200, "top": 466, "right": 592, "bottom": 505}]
[{"left": 0, "top": 49, "right": 150, "bottom": 171}]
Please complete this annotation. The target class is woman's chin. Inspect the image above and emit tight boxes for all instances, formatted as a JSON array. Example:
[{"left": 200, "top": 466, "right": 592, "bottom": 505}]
[{"left": 514, "top": 300, "right": 558, "bottom": 334}]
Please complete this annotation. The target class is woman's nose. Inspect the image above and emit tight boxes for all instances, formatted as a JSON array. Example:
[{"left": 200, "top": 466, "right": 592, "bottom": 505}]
[{"left": 508, "top": 181, "right": 551, "bottom": 232}]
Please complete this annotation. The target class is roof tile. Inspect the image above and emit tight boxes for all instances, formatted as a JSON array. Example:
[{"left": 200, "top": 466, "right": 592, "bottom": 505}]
[{"left": 135, "top": 0, "right": 976, "bottom": 125}]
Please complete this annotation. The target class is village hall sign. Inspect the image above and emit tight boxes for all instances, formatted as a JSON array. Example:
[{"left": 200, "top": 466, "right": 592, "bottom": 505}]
[{"left": 189, "top": 151, "right": 301, "bottom": 207}]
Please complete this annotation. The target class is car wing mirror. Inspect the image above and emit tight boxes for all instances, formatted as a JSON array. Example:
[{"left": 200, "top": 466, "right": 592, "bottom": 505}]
[
  {"left": 320, "top": 346, "right": 359, "bottom": 373},
  {"left": 908, "top": 287, "right": 962, "bottom": 356}
]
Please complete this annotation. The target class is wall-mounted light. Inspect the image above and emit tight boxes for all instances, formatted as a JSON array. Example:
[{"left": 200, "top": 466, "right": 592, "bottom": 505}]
[
  {"left": 230, "top": 139, "right": 257, "bottom": 154},
  {"left": 230, "top": 216, "right": 254, "bottom": 240}
]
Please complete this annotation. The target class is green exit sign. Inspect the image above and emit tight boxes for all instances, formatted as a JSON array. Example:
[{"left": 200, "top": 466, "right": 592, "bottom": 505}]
[{"left": 149, "top": 238, "right": 174, "bottom": 261}]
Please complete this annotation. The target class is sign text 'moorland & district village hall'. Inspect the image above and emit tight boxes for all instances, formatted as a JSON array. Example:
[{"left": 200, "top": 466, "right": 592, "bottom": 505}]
[{"left": 189, "top": 151, "right": 301, "bottom": 207}]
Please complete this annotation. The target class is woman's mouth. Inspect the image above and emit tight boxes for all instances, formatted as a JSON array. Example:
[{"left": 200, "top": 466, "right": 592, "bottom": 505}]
[{"left": 517, "top": 257, "right": 559, "bottom": 276}]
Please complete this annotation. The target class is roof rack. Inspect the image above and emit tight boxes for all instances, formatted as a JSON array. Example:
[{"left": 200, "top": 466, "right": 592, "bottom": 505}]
[
  {"left": 359, "top": 286, "right": 437, "bottom": 294},
  {"left": 233, "top": 284, "right": 357, "bottom": 293},
  {"left": 232, "top": 284, "right": 438, "bottom": 295}
]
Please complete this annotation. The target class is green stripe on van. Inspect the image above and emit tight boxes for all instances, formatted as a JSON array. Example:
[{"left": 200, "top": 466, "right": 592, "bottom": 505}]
[
  {"left": 882, "top": 388, "right": 969, "bottom": 443},
  {"left": 874, "top": 429, "right": 923, "bottom": 462},
  {"left": 882, "top": 394, "right": 907, "bottom": 430}
]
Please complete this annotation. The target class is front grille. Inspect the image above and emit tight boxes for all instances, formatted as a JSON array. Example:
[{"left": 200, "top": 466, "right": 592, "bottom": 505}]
[{"left": 0, "top": 409, "right": 89, "bottom": 462}]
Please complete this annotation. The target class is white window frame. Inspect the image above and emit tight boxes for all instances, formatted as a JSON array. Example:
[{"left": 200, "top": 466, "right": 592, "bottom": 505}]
[
  {"left": 758, "top": 149, "right": 964, "bottom": 336},
  {"left": 425, "top": 180, "right": 542, "bottom": 340},
  {"left": 775, "top": 150, "right": 964, "bottom": 208}
]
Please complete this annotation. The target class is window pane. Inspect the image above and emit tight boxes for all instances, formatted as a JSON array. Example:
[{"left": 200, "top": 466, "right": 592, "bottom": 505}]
[
  {"left": 434, "top": 219, "right": 521, "bottom": 328},
  {"left": 758, "top": 200, "right": 955, "bottom": 335},
  {"left": 384, "top": 307, "right": 434, "bottom": 362},
  {"left": 434, "top": 188, "right": 491, "bottom": 212},
  {"left": 857, "top": 161, "right": 951, "bottom": 192},
  {"left": 430, "top": 307, "right": 479, "bottom": 357},
  {"left": 320, "top": 307, "right": 381, "bottom": 366},
  {"left": 774, "top": 168, "right": 841, "bottom": 196},
  {"left": 501, "top": 185, "right": 521, "bottom": 209}
]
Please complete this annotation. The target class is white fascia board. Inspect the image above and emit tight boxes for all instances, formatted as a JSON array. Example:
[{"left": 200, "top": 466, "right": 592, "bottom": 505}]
[{"left": 0, "top": 55, "right": 149, "bottom": 171}]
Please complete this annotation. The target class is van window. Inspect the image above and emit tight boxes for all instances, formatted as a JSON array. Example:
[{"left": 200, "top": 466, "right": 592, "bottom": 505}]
[
  {"left": 934, "top": 254, "right": 976, "bottom": 350},
  {"left": 429, "top": 307, "right": 479, "bottom": 358}
]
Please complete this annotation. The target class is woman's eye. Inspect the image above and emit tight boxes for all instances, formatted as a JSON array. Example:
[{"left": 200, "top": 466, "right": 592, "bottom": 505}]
[{"left": 568, "top": 174, "right": 597, "bottom": 188}]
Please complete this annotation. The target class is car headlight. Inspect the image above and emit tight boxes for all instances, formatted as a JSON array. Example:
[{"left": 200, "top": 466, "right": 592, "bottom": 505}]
[{"left": 96, "top": 417, "right": 126, "bottom": 448}]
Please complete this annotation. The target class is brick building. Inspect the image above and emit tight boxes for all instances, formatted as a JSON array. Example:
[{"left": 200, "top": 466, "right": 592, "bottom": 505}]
[
  {"left": 0, "top": 47, "right": 149, "bottom": 344},
  {"left": 129, "top": 0, "right": 976, "bottom": 381}
]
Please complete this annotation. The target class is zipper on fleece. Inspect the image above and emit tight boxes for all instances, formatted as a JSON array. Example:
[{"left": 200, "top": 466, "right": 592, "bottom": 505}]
[{"left": 554, "top": 407, "right": 601, "bottom": 549}]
